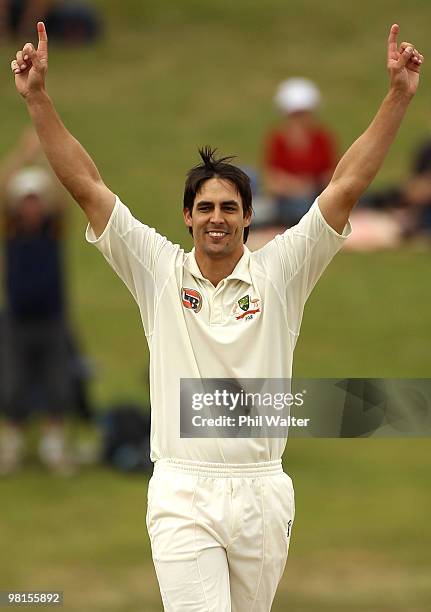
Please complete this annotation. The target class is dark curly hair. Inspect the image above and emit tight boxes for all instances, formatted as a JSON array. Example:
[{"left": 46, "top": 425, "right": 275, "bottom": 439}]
[{"left": 183, "top": 146, "right": 253, "bottom": 243}]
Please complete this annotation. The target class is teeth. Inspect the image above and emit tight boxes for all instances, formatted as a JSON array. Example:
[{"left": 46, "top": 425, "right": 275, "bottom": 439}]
[{"left": 208, "top": 232, "right": 226, "bottom": 237}]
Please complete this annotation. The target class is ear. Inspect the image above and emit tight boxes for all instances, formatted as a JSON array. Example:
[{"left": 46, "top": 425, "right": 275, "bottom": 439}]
[
  {"left": 183, "top": 207, "right": 193, "bottom": 228},
  {"left": 243, "top": 209, "right": 252, "bottom": 228}
]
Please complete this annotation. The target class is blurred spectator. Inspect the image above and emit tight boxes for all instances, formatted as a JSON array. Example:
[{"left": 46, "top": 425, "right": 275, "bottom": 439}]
[
  {"left": 0, "top": 129, "right": 76, "bottom": 475},
  {"left": 401, "top": 136, "right": 431, "bottom": 237},
  {"left": 264, "top": 78, "right": 337, "bottom": 227},
  {"left": 355, "top": 136, "right": 431, "bottom": 247},
  {"left": 0, "top": 0, "right": 100, "bottom": 44}
]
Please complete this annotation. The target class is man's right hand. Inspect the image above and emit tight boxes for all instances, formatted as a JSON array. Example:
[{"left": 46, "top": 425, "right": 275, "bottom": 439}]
[
  {"left": 11, "top": 21, "right": 48, "bottom": 98},
  {"left": 9, "top": 19, "right": 116, "bottom": 234}
]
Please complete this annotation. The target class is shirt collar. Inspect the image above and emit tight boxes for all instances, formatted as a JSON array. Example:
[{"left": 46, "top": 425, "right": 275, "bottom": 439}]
[{"left": 184, "top": 247, "right": 252, "bottom": 285}]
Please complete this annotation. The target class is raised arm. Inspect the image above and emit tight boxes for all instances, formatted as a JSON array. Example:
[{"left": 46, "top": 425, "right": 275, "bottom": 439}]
[
  {"left": 10, "top": 22, "right": 115, "bottom": 237},
  {"left": 318, "top": 24, "right": 423, "bottom": 233}
]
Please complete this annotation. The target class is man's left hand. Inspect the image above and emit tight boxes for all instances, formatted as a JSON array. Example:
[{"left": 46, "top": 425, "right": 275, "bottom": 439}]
[{"left": 387, "top": 23, "right": 423, "bottom": 98}]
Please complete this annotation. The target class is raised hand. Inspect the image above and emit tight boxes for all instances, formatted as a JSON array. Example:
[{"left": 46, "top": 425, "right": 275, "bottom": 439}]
[
  {"left": 387, "top": 24, "right": 423, "bottom": 98},
  {"left": 11, "top": 22, "right": 48, "bottom": 98}
]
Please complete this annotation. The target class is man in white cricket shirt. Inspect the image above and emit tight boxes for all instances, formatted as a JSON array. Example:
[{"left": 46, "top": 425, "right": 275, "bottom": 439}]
[{"left": 11, "top": 21, "right": 423, "bottom": 612}]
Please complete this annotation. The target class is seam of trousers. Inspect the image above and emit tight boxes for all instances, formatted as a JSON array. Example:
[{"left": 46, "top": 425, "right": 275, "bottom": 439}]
[
  {"left": 251, "top": 479, "right": 266, "bottom": 611},
  {"left": 226, "top": 480, "right": 244, "bottom": 550},
  {"left": 192, "top": 481, "right": 211, "bottom": 612}
]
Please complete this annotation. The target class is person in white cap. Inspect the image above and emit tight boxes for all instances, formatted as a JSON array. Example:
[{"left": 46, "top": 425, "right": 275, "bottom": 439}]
[
  {"left": 0, "top": 128, "right": 74, "bottom": 475},
  {"left": 264, "top": 77, "right": 337, "bottom": 227},
  {"left": 9, "top": 21, "right": 423, "bottom": 611}
]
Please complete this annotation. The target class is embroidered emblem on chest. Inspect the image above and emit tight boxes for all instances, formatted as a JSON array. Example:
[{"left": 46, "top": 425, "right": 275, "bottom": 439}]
[
  {"left": 238, "top": 295, "right": 250, "bottom": 311},
  {"left": 181, "top": 288, "right": 203, "bottom": 313},
  {"left": 231, "top": 295, "right": 261, "bottom": 321}
]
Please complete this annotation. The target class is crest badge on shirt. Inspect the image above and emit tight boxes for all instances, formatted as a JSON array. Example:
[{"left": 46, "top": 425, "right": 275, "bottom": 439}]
[
  {"left": 238, "top": 295, "right": 250, "bottom": 311},
  {"left": 181, "top": 287, "right": 203, "bottom": 313},
  {"left": 232, "top": 295, "right": 261, "bottom": 321}
]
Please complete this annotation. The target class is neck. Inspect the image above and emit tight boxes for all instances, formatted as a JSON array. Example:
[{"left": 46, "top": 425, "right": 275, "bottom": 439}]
[{"left": 195, "top": 247, "right": 244, "bottom": 287}]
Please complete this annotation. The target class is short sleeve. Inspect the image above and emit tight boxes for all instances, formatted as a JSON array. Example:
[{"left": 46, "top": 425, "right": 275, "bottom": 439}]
[
  {"left": 254, "top": 198, "right": 351, "bottom": 336},
  {"left": 85, "top": 195, "right": 180, "bottom": 336}
]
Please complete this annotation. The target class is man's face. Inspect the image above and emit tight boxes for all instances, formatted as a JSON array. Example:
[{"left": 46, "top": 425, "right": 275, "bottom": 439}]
[{"left": 183, "top": 177, "right": 251, "bottom": 259}]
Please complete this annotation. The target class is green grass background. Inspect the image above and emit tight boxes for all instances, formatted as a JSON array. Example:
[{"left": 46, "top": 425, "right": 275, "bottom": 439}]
[{"left": 1, "top": 1, "right": 430, "bottom": 610}]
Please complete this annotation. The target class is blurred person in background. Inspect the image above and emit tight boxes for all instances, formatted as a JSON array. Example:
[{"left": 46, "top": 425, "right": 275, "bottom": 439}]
[
  {"left": 399, "top": 135, "right": 431, "bottom": 238},
  {"left": 0, "top": 128, "right": 75, "bottom": 475},
  {"left": 0, "top": 0, "right": 56, "bottom": 41},
  {"left": 264, "top": 77, "right": 337, "bottom": 227},
  {"left": 0, "top": 0, "right": 100, "bottom": 44},
  {"left": 348, "top": 133, "right": 431, "bottom": 249}
]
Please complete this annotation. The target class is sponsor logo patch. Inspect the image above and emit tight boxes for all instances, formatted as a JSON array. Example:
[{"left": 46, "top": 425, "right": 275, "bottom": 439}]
[{"left": 181, "top": 288, "right": 203, "bottom": 313}]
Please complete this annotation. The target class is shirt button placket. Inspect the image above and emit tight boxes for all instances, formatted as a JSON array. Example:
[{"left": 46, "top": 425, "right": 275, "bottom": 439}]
[
  {"left": 207, "top": 282, "right": 216, "bottom": 326},
  {"left": 213, "top": 282, "right": 225, "bottom": 325}
]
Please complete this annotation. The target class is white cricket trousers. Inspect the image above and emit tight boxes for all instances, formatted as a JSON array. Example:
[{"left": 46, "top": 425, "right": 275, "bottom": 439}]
[{"left": 146, "top": 458, "right": 295, "bottom": 612}]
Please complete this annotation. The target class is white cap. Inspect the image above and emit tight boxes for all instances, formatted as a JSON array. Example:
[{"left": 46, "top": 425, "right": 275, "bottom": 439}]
[
  {"left": 274, "top": 78, "right": 321, "bottom": 114},
  {"left": 6, "top": 166, "right": 55, "bottom": 210}
]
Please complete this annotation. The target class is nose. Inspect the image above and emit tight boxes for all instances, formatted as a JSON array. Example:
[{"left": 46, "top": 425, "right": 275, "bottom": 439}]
[{"left": 209, "top": 206, "right": 224, "bottom": 225}]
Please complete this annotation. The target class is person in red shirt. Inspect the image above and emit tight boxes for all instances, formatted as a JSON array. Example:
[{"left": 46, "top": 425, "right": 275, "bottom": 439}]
[{"left": 264, "top": 78, "right": 337, "bottom": 227}]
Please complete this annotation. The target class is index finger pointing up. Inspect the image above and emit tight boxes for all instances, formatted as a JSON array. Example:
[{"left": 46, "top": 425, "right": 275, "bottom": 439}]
[
  {"left": 37, "top": 21, "right": 48, "bottom": 57},
  {"left": 388, "top": 23, "right": 399, "bottom": 60}
]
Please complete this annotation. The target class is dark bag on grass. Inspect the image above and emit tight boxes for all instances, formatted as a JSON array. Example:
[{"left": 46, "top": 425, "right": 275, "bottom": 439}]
[{"left": 100, "top": 404, "right": 152, "bottom": 473}]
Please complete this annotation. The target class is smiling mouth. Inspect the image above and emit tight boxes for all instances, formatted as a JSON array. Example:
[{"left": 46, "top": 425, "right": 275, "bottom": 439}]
[{"left": 207, "top": 231, "right": 228, "bottom": 238}]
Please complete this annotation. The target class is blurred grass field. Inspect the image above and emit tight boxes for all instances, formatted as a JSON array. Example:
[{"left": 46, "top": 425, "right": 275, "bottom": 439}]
[{"left": 1, "top": 1, "right": 431, "bottom": 610}]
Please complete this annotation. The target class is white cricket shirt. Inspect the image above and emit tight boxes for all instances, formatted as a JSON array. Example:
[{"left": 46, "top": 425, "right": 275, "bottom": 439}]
[{"left": 86, "top": 196, "right": 351, "bottom": 463}]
